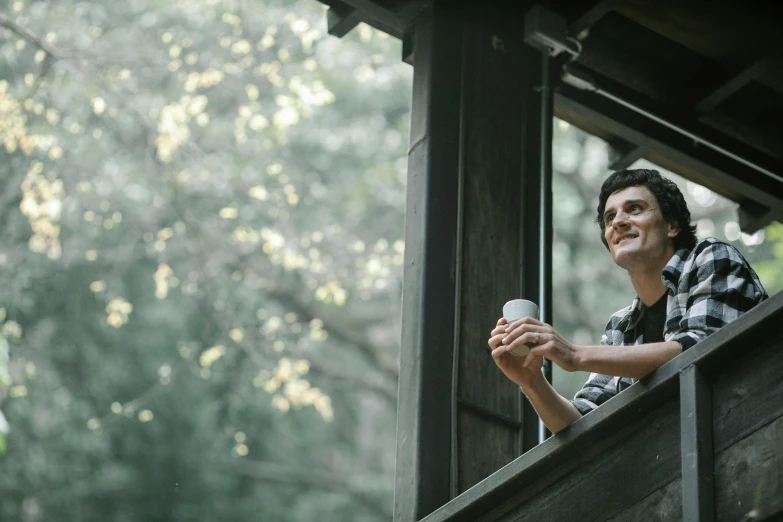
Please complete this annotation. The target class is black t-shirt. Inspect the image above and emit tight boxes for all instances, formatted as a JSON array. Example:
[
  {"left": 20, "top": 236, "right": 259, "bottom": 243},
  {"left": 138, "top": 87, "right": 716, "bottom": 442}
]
[{"left": 642, "top": 293, "right": 668, "bottom": 343}]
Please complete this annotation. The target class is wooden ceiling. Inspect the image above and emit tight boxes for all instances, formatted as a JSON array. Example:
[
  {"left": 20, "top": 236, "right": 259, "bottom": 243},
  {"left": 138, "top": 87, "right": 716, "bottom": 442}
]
[{"left": 317, "top": 0, "right": 783, "bottom": 230}]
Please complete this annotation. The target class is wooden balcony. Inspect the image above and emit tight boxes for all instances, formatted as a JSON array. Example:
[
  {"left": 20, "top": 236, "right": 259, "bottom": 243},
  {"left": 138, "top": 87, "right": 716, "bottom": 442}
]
[{"left": 421, "top": 291, "right": 783, "bottom": 522}]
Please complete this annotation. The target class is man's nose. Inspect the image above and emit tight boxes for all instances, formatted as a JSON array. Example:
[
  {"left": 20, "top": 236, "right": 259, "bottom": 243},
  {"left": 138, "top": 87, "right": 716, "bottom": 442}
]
[{"left": 612, "top": 212, "right": 630, "bottom": 228}]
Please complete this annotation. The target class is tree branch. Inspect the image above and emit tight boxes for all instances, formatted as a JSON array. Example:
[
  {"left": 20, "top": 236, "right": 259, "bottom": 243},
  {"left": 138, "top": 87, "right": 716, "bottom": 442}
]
[
  {"left": 0, "top": 13, "right": 73, "bottom": 61},
  {"left": 267, "top": 286, "right": 400, "bottom": 379}
]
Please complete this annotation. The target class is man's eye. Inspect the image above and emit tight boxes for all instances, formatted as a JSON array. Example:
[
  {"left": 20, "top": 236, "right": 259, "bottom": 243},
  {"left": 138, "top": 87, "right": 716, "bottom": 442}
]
[
  {"left": 605, "top": 214, "right": 614, "bottom": 223},
  {"left": 630, "top": 205, "right": 641, "bottom": 212}
]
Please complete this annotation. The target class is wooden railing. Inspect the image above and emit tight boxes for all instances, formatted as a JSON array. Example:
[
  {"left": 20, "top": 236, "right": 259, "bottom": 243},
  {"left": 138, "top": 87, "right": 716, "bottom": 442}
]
[{"left": 421, "top": 291, "right": 783, "bottom": 522}]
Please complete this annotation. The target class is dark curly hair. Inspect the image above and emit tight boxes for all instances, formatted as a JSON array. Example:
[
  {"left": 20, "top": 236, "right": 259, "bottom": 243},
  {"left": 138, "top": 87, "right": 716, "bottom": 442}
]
[{"left": 596, "top": 169, "right": 698, "bottom": 251}]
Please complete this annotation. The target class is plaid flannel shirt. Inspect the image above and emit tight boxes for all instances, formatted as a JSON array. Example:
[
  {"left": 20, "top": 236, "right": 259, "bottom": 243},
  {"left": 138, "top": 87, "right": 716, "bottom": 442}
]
[{"left": 571, "top": 237, "right": 768, "bottom": 416}]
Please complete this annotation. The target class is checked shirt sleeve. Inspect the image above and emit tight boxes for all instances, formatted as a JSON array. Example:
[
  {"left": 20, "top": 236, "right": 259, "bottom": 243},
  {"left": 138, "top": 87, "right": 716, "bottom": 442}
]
[
  {"left": 670, "top": 241, "right": 768, "bottom": 351},
  {"left": 571, "top": 324, "right": 618, "bottom": 416}
]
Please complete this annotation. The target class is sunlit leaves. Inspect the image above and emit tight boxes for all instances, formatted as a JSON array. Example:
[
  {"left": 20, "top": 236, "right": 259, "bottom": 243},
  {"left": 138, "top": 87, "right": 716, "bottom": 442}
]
[
  {"left": 155, "top": 95, "right": 208, "bottom": 162},
  {"left": 19, "top": 161, "right": 62, "bottom": 259},
  {"left": 248, "top": 185, "right": 269, "bottom": 200},
  {"left": 91, "top": 96, "right": 107, "bottom": 115},
  {"left": 199, "top": 344, "right": 226, "bottom": 368},
  {"left": 183, "top": 68, "right": 225, "bottom": 92},
  {"left": 154, "top": 263, "right": 177, "bottom": 299},
  {"left": 105, "top": 298, "right": 133, "bottom": 328},
  {"left": 0, "top": 82, "right": 57, "bottom": 156},
  {"left": 261, "top": 358, "right": 332, "bottom": 421},
  {"left": 314, "top": 281, "right": 347, "bottom": 307}
]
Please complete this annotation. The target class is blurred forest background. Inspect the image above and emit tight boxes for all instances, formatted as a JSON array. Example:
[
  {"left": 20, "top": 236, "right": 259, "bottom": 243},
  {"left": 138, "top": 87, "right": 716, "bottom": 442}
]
[{"left": 0, "top": 0, "right": 780, "bottom": 521}]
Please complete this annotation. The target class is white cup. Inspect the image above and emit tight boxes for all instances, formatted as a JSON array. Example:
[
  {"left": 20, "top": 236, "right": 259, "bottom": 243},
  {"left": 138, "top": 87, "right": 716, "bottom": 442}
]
[{"left": 502, "top": 299, "right": 539, "bottom": 357}]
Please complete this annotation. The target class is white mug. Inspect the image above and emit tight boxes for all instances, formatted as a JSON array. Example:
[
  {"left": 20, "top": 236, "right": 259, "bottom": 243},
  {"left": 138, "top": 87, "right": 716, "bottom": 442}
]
[{"left": 502, "top": 299, "right": 539, "bottom": 357}]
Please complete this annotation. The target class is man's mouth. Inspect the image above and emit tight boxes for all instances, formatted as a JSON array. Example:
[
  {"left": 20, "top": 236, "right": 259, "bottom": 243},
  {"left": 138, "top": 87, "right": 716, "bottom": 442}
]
[{"left": 615, "top": 234, "right": 637, "bottom": 245}]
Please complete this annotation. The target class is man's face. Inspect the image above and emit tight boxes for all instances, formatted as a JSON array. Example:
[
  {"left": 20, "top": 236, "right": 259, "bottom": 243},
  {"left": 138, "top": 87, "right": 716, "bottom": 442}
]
[{"left": 603, "top": 186, "right": 678, "bottom": 270}]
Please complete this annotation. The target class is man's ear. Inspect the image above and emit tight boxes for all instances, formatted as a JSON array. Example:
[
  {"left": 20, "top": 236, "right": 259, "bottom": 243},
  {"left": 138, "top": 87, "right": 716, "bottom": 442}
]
[{"left": 667, "top": 221, "right": 680, "bottom": 238}]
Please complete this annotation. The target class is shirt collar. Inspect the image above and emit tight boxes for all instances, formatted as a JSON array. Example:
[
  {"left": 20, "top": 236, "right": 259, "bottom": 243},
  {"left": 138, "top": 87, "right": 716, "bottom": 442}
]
[{"left": 661, "top": 246, "right": 692, "bottom": 292}]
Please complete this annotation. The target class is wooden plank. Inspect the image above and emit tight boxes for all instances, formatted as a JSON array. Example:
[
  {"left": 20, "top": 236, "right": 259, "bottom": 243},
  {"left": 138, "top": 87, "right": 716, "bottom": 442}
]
[
  {"left": 493, "top": 399, "right": 681, "bottom": 522},
  {"left": 457, "top": 410, "right": 519, "bottom": 495},
  {"left": 693, "top": 55, "right": 776, "bottom": 114},
  {"left": 698, "top": 84, "right": 783, "bottom": 163},
  {"left": 711, "top": 329, "right": 783, "bottom": 454},
  {"left": 394, "top": 4, "right": 464, "bottom": 520},
  {"left": 420, "top": 293, "right": 783, "bottom": 522},
  {"left": 613, "top": 0, "right": 782, "bottom": 70},
  {"left": 453, "top": 3, "right": 527, "bottom": 424},
  {"left": 605, "top": 478, "right": 682, "bottom": 521},
  {"left": 714, "top": 414, "right": 783, "bottom": 522},
  {"left": 680, "top": 365, "right": 715, "bottom": 522}
]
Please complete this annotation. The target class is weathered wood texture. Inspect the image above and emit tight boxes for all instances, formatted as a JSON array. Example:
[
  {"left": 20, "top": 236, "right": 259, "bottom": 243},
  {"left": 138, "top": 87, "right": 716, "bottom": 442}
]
[
  {"left": 456, "top": 411, "right": 518, "bottom": 495},
  {"left": 395, "top": 1, "right": 547, "bottom": 518},
  {"left": 394, "top": 4, "right": 463, "bottom": 520},
  {"left": 495, "top": 399, "right": 681, "bottom": 522},
  {"left": 453, "top": 0, "right": 538, "bottom": 495},
  {"left": 712, "top": 328, "right": 783, "bottom": 521},
  {"left": 420, "top": 293, "right": 783, "bottom": 522},
  {"left": 680, "top": 365, "right": 715, "bottom": 522},
  {"left": 606, "top": 478, "right": 682, "bottom": 522}
]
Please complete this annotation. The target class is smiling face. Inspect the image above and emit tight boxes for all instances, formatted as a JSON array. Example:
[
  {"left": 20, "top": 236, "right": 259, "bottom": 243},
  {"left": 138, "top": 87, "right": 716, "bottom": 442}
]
[{"left": 603, "top": 186, "right": 679, "bottom": 271}]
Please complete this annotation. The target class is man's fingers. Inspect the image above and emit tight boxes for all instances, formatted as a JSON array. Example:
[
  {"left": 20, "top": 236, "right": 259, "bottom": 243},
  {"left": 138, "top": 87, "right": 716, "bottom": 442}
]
[
  {"left": 503, "top": 325, "right": 545, "bottom": 347},
  {"left": 491, "top": 346, "right": 506, "bottom": 359},
  {"left": 523, "top": 345, "right": 549, "bottom": 368},
  {"left": 491, "top": 326, "right": 507, "bottom": 337},
  {"left": 488, "top": 333, "right": 505, "bottom": 352},
  {"left": 503, "top": 332, "right": 532, "bottom": 354},
  {"left": 496, "top": 317, "right": 508, "bottom": 326},
  {"left": 506, "top": 317, "right": 546, "bottom": 331}
]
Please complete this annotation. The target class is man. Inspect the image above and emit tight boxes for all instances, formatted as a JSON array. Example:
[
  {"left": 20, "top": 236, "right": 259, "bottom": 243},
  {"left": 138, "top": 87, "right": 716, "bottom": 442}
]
[{"left": 487, "top": 169, "right": 768, "bottom": 434}]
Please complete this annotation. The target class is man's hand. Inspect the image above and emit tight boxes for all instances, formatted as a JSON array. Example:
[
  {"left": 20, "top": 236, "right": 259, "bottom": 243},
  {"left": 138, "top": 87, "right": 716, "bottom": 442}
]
[
  {"left": 502, "top": 317, "right": 581, "bottom": 372},
  {"left": 488, "top": 317, "right": 546, "bottom": 391},
  {"left": 488, "top": 317, "right": 583, "bottom": 433}
]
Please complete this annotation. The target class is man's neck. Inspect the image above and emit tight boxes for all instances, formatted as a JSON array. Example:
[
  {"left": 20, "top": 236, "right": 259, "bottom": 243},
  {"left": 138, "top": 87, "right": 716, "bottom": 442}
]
[{"left": 627, "top": 248, "right": 675, "bottom": 307}]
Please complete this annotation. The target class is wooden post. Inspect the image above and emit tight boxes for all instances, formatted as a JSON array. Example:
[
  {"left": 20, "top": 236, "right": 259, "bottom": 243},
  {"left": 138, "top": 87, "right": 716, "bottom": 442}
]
[
  {"left": 394, "top": 2, "right": 547, "bottom": 520},
  {"left": 394, "top": 4, "right": 464, "bottom": 520},
  {"left": 680, "top": 364, "right": 716, "bottom": 521}
]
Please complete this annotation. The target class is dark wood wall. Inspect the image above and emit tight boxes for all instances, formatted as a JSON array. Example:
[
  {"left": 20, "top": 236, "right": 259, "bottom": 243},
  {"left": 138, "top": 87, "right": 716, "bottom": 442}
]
[{"left": 394, "top": 2, "right": 550, "bottom": 520}]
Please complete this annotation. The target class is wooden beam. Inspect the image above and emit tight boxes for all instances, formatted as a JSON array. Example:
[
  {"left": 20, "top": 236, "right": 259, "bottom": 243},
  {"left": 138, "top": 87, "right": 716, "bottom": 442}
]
[
  {"left": 566, "top": 0, "right": 615, "bottom": 39},
  {"left": 326, "top": 2, "right": 360, "bottom": 38},
  {"left": 555, "top": 67, "right": 783, "bottom": 217},
  {"left": 680, "top": 365, "right": 716, "bottom": 522},
  {"left": 693, "top": 55, "right": 777, "bottom": 115},
  {"left": 608, "top": 138, "right": 646, "bottom": 170},
  {"left": 335, "top": 0, "right": 409, "bottom": 38},
  {"left": 737, "top": 201, "right": 776, "bottom": 235},
  {"left": 605, "top": 52, "right": 781, "bottom": 181},
  {"left": 452, "top": 0, "right": 548, "bottom": 495},
  {"left": 402, "top": 30, "right": 414, "bottom": 65},
  {"left": 395, "top": 4, "right": 463, "bottom": 520}
]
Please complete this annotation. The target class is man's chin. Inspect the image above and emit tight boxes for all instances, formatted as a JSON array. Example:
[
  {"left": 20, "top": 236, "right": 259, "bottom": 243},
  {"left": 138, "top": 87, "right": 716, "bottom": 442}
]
[{"left": 611, "top": 249, "right": 636, "bottom": 269}]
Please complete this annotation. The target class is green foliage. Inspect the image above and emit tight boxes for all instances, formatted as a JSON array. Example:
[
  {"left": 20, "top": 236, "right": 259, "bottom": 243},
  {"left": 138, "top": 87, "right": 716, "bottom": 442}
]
[
  {"left": 1, "top": 0, "right": 780, "bottom": 519},
  {"left": 1, "top": 0, "right": 407, "bottom": 519}
]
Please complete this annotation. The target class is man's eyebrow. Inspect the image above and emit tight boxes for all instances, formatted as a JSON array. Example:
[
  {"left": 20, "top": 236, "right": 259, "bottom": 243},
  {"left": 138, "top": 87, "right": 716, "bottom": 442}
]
[{"left": 603, "top": 199, "right": 647, "bottom": 218}]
